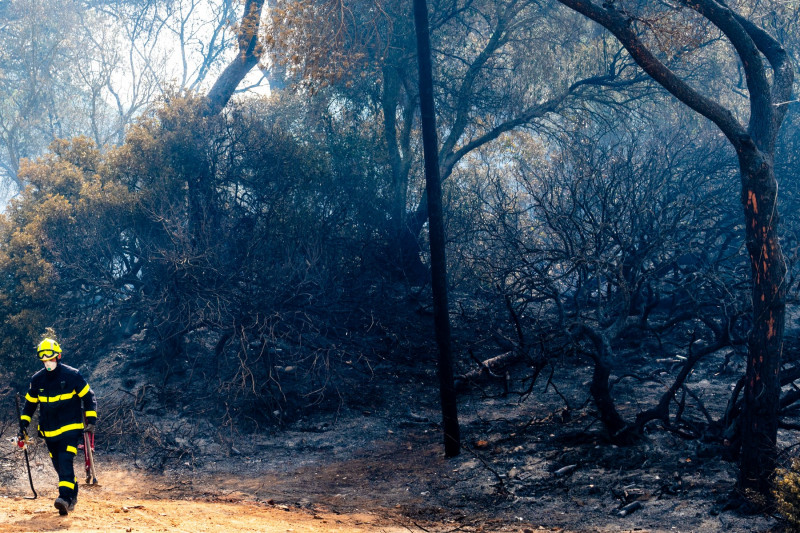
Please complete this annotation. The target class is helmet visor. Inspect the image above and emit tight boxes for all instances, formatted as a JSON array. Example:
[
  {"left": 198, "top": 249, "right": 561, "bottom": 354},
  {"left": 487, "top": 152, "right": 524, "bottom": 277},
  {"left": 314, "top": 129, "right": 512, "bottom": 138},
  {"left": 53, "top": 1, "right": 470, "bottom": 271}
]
[{"left": 37, "top": 350, "right": 58, "bottom": 361}]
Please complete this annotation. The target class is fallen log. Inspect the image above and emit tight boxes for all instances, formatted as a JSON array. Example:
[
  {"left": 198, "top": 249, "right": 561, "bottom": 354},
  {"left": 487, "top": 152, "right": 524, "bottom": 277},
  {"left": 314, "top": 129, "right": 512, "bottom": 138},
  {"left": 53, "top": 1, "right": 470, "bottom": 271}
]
[
  {"left": 616, "top": 501, "right": 642, "bottom": 517},
  {"left": 454, "top": 351, "right": 521, "bottom": 390}
]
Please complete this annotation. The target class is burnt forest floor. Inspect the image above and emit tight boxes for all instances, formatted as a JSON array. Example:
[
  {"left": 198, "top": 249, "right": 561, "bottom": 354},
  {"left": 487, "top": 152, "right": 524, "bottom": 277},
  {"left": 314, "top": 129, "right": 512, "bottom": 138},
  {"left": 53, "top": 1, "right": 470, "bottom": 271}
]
[{"left": 2, "top": 299, "right": 797, "bottom": 532}]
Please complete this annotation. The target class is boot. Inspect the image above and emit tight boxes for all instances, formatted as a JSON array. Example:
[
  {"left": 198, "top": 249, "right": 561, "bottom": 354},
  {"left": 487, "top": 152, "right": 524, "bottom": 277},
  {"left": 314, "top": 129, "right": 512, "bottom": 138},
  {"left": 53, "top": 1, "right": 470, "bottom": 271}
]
[
  {"left": 54, "top": 497, "right": 69, "bottom": 516},
  {"left": 70, "top": 482, "right": 78, "bottom": 511}
]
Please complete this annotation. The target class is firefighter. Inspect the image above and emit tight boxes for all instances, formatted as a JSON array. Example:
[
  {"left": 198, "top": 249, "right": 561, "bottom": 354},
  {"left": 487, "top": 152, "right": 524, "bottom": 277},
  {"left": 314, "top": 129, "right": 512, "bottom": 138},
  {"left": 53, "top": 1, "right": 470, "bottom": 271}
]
[{"left": 18, "top": 336, "right": 97, "bottom": 516}]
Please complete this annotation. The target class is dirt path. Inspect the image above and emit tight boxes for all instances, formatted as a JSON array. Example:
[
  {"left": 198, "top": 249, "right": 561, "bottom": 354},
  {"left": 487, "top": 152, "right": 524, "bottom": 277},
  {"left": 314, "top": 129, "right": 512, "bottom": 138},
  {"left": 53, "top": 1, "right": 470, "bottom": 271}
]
[
  {"left": 0, "top": 456, "right": 777, "bottom": 533},
  {"left": 0, "top": 468, "right": 416, "bottom": 533}
]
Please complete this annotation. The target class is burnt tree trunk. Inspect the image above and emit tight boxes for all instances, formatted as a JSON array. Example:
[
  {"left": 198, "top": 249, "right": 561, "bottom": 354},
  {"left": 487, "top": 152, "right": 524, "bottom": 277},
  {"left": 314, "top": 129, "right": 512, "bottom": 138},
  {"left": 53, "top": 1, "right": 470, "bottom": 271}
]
[
  {"left": 589, "top": 356, "right": 627, "bottom": 438},
  {"left": 738, "top": 148, "right": 786, "bottom": 494},
  {"left": 413, "top": 0, "right": 461, "bottom": 457},
  {"left": 571, "top": 323, "right": 628, "bottom": 440}
]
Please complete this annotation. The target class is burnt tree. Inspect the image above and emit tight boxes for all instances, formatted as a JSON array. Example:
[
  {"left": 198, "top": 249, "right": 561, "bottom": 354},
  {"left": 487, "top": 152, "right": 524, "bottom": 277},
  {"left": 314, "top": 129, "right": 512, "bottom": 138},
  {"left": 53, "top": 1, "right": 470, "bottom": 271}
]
[
  {"left": 554, "top": 0, "right": 793, "bottom": 496},
  {"left": 413, "top": 0, "right": 461, "bottom": 457}
]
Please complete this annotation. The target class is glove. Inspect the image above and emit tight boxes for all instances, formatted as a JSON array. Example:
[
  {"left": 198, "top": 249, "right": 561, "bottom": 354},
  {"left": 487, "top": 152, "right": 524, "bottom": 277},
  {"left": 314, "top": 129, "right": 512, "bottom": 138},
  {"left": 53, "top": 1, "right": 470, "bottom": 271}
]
[
  {"left": 84, "top": 423, "right": 95, "bottom": 434},
  {"left": 16, "top": 429, "right": 27, "bottom": 442}
]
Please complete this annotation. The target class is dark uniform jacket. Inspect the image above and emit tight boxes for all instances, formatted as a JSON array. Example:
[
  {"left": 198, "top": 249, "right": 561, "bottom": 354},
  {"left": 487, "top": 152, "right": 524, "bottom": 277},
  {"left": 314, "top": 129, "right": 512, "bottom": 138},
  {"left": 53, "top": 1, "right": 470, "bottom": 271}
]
[{"left": 20, "top": 363, "right": 97, "bottom": 440}]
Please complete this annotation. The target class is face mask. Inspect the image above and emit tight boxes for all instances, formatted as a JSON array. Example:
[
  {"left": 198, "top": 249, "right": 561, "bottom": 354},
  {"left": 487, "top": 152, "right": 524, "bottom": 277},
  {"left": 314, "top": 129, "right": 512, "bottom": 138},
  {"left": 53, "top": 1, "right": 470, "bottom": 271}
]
[{"left": 43, "top": 359, "right": 58, "bottom": 371}]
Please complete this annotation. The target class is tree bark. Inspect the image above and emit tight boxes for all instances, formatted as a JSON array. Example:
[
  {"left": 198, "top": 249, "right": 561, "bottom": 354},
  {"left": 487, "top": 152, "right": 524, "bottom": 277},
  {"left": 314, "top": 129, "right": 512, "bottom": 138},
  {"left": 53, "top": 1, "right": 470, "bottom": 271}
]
[
  {"left": 738, "top": 150, "right": 786, "bottom": 495},
  {"left": 412, "top": 0, "right": 460, "bottom": 457}
]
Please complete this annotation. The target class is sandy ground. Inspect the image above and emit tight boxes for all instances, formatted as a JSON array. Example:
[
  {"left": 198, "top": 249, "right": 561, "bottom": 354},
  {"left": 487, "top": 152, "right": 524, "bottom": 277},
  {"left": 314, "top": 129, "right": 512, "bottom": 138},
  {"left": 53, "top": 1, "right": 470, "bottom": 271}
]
[
  {"left": 0, "top": 468, "right": 418, "bottom": 533},
  {"left": 0, "top": 478, "right": 750, "bottom": 533}
]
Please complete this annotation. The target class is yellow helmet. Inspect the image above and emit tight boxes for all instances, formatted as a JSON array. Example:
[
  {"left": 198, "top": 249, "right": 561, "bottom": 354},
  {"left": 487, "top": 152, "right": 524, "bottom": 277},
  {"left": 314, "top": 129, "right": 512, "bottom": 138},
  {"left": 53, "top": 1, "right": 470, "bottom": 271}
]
[{"left": 37, "top": 338, "right": 62, "bottom": 361}]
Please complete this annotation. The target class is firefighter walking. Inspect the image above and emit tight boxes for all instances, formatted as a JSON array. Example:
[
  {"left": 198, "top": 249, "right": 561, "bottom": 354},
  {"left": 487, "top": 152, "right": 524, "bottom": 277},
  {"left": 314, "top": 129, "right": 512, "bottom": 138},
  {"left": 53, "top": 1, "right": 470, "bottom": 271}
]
[{"left": 17, "top": 336, "right": 97, "bottom": 516}]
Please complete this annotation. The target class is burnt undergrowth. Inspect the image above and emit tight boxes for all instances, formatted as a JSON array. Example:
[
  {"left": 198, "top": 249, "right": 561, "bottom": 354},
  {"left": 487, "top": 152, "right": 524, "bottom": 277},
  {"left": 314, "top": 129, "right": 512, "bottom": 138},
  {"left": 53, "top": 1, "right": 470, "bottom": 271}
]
[{"left": 1, "top": 283, "right": 799, "bottom": 531}]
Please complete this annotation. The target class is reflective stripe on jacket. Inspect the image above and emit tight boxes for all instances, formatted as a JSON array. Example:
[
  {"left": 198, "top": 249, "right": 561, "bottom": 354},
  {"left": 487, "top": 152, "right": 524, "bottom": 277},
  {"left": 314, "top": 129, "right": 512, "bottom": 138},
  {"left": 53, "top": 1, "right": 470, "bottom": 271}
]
[{"left": 21, "top": 363, "right": 97, "bottom": 440}]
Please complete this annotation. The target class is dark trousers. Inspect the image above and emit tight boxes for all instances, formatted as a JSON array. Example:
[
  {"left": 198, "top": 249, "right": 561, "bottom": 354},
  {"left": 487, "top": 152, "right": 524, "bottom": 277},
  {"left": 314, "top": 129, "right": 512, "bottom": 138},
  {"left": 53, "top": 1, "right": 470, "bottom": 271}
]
[{"left": 45, "top": 436, "right": 80, "bottom": 502}]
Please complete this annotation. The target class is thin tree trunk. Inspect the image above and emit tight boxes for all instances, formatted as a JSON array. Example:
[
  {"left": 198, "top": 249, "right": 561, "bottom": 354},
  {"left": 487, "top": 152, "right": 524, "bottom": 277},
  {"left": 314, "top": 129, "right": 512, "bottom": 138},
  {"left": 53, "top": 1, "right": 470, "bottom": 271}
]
[{"left": 412, "top": 0, "right": 460, "bottom": 457}]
